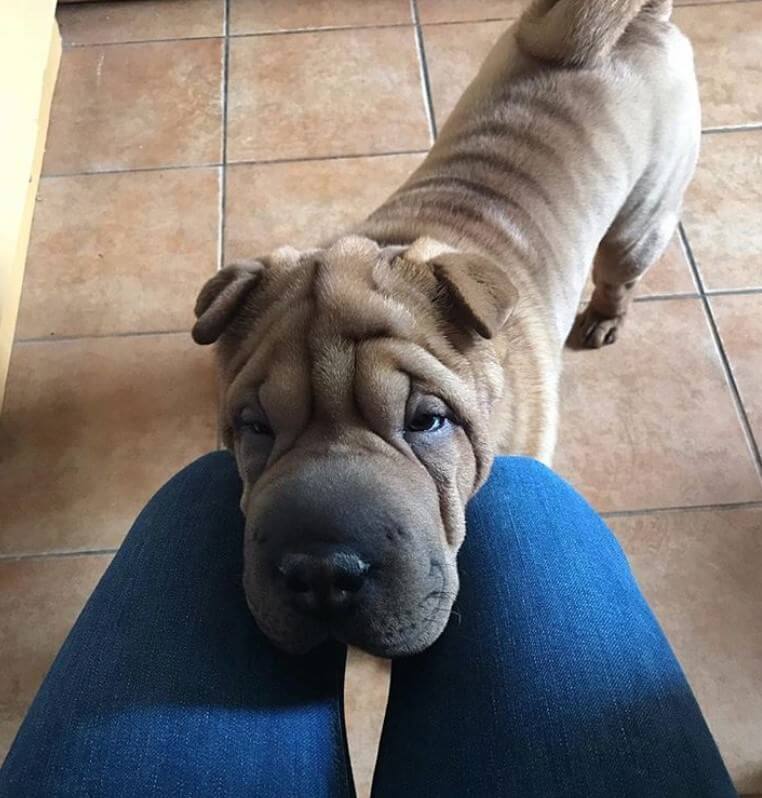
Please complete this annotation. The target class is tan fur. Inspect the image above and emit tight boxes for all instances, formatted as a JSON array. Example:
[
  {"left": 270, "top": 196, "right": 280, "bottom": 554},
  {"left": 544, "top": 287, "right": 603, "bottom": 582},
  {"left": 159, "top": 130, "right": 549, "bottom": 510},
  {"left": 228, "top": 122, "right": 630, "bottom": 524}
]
[
  {"left": 518, "top": 0, "right": 672, "bottom": 66},
  {"left": 192, "top": 0, "right": 700, "bottom": 656}
]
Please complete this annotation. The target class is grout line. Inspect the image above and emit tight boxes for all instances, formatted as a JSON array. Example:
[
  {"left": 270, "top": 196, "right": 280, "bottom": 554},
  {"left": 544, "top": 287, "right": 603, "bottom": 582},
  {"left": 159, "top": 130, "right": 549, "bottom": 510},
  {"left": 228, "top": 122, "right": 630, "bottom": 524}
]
[
  {"left": 61, "top": 24, "right": 419, "bottom": 51},
  {"left": 62, "top": 34, "right": 223, "bottom": 49},
  {"left": 42, "top": 162, "right": 223, "bottom": 180},
  {"left": 705, "top": 286, "right": 762, "bottom": 297},
  {"left": 228, "top": 22, "right": 414, "bottom": 38},
  {"left": 411, "top": 0, "right": 438, "bottom": 143},
  {"left": 679, "top": 222, "right": 706, "bottom": 295},
  {"left": 41, "top": 150, "right": 431, "bottom": 181},
  {"left": 216, "top": 166, "right": 225, "bottom": 271},
  {"left": 0, "top": 547, "right": 119, "bottom": 563},
  {"left": 228, "top": 148, "right": 431, "bottom": 167},
  {"left": 407, "top": 0, "right": 417, "bottom": 28},
  {"left": 702, "top": 123, "right": 762, "bottom": 135},
  {"left": 423, "top": 17, "right": 519, "bottom": 27},
  {"left": 602, "top": 498, "right": 762, "bottom": 519},
  {"left": 632, "top": 291, "right": 700, "bottom": 303},
  {"left": 702, "top": 295, "right": 762, "bottom": 477},
  {"left": 15, "top": 329, "right": 190, "bottom": 345},
  {"left": 679, "top": 223, "right": 762, "bottom": 480},
  {"left": 220, "top": 0, "right": 231, "bottom": 273},
  {"left": 216, "top": 0, "right": 232, "bottom": 453}
]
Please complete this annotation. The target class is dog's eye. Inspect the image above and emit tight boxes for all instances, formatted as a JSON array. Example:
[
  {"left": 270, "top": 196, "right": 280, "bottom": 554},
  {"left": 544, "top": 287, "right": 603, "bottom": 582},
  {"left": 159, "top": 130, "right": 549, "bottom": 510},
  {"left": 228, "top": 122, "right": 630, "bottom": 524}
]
[
  {"left": 406, "top": 412, "right": 447, "bottom": 434},
  {"left": 244, "top": 421, "right": 273, "bottom": 436},
  {"left": 236, "top": 409, "right": 273, "bottom": 437}
]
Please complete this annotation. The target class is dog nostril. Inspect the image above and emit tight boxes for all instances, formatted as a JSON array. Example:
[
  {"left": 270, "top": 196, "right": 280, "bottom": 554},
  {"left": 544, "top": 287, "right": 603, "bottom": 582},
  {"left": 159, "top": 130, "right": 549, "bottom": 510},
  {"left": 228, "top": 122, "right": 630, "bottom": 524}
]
[
  {"left": 278, "top": 550, "right": 369, "bottom": 609},
  {"left": 334, "top": 563, "right": 369, "bottom": 593}
]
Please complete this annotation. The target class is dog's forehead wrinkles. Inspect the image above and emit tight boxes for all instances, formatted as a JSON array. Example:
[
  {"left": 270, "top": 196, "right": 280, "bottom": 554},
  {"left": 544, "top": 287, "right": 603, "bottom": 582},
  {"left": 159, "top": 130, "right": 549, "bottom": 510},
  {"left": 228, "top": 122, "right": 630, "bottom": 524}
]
[
  {"left": 304, "top": 243, "right": 436, "bottom": 428},
  {"left": 309, "top": 335, "right": 357, "bottom": 423},
  {"left": 312, "top": 240, "right": 415, "bottom": 338},
  {"left": 227, "top": 238, "right": 494, "bottom": 474}
]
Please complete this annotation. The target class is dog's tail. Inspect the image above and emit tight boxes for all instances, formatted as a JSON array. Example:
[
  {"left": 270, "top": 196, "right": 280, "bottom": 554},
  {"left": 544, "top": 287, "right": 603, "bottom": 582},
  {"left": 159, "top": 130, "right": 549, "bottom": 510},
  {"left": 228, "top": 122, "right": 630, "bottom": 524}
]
[{"left": 516, "top": 0, "right": 672, "bottom": 66}]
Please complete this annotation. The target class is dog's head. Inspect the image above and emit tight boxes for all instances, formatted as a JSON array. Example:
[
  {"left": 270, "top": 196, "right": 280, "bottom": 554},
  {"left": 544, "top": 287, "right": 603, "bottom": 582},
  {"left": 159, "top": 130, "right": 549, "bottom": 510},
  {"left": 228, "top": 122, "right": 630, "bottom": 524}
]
[{"left": 192, "top": 235, "right": 516, "bottom": 656}]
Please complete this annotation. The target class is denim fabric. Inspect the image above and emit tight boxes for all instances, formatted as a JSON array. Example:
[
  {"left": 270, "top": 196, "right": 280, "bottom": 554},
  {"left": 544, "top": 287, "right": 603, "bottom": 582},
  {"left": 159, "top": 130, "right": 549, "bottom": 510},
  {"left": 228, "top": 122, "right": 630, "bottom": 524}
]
[
  {"left": 374, "top": 457, "right": 737, "bottom": 798},
  {"left": 0, "top": 452, "right": 736, "bottom": 797}
]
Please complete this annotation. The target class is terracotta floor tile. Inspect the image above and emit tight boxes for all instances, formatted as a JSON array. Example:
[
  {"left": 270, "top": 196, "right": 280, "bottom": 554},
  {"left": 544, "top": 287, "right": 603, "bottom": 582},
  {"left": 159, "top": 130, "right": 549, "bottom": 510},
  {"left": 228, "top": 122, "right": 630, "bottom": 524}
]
[
  {"left": 555, "top": 299, "right": 762, "bottom": 512},
  {"left": 612, "top": 507, "right": 762, "bottom": 793},
  {"left": 583, "top": 234, "right": 697, "bottom": 301},
  {"left": 711, "top": 294, "right": 762, "bottom": 446},
  {"left": 229, "top": 0, "right": 411, "bottom": 34},
  {"left": 674, "top": 4, "right": 762, "bottom": 129},
  {"left": 227, "top": 28, "right": 430, "bottom": 163},
  {"left": 417, "top": 0, "right": 524, "bottom": 23},
  {"left": 43, "top": 40, "right": 223, "bottom": 175},
  {"left": 57, "top": 0, "right": 224, "bottom": 45},
  {"left": 17, "top": 169, "right": 219, "bottom": 339},
  {"left": 0, "top": 554, "right": 111, "bottom": 763},
  {"left": 682, "top": 130, "right": 762, "bottom": 291},
  {"left": 0, "top": 335, "right": 217, "bottom": 556},
  {"left": 225, "top": 153, "right": 425, "bottom": 259},
  {"left": 345, "top": 650, "right": 390, "bottom": 798},
  {"left": 423, "top": 21, "right": 505, "bottom": 126},
  {"left": 634, "top": 234, "right": 698, "bottom": 296}
]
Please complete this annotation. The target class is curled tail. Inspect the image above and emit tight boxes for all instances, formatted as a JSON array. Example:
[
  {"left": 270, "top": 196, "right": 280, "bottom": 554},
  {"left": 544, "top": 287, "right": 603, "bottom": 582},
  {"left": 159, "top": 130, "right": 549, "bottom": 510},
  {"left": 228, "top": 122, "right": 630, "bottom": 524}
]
[{"left": 516, "top": 0, "right": 672, "bottom": 66}]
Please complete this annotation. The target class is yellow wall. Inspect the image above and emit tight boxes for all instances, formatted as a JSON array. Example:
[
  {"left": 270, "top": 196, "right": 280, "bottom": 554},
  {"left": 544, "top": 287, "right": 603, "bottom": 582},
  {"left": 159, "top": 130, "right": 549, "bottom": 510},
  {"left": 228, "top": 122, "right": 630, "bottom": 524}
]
[{"left": 0, "top": 0, "right": 61, "bottom": 409}]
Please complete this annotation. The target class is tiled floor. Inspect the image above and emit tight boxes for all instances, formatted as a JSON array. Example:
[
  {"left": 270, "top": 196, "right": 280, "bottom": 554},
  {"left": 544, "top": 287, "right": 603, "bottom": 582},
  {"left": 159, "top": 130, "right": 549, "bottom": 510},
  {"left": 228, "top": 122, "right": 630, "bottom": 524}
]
[{"left": 1, "top": 0, "right": 760, "bottom": 793}]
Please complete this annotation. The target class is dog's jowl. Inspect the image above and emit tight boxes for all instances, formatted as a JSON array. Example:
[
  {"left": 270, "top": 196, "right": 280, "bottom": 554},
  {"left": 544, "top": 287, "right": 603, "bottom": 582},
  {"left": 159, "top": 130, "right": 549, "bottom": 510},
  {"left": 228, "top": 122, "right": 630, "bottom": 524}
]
[{"left": 192, "top": 0, "right": 700, "bottom": 657}]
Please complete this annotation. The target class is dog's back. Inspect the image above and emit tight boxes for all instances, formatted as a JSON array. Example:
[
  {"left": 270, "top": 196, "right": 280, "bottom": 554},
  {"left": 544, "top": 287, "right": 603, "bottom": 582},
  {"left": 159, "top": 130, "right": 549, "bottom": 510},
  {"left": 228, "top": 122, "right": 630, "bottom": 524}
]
[{"left": 359, "top": 0, "right": 699, "bottom": 345}]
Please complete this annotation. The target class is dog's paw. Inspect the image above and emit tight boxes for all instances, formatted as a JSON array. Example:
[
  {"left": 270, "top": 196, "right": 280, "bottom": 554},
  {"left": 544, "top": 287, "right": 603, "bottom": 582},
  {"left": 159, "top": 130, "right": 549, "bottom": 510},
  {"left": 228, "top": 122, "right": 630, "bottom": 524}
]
[{"left": 570, "top": 306, "right": 626, "bottom": 349}]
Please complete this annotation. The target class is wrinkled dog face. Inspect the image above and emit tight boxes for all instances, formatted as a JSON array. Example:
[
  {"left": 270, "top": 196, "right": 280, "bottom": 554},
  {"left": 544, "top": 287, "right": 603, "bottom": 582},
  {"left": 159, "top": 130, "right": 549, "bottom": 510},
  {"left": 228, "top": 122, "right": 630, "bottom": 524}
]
[{"left": 192, "top": 236, "right": 515, "bottom": 657}]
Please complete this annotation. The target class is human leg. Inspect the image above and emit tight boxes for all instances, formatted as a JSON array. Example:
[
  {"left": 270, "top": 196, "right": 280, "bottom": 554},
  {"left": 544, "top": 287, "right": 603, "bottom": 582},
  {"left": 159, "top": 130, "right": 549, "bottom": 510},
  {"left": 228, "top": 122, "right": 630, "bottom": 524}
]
[
  {"left": 373, "top": 457, "right": 736, "bottom": 798},
  {"left": 0, "top": 452, "right": 352, "bottom": 798}
]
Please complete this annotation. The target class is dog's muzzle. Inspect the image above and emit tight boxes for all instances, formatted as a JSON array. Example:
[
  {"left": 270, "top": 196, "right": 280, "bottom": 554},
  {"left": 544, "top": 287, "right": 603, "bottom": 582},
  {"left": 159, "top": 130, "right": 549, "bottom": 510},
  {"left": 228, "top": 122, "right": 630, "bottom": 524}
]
[{"left": 241, "top": 456, "right": 457, "bottom": 657}]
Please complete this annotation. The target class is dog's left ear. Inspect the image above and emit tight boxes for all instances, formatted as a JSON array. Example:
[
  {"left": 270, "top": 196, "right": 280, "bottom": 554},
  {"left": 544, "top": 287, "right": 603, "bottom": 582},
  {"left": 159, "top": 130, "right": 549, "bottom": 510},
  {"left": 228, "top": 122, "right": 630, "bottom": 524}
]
[
  {"left": 429, "top": 252, "right": 518, "bottom": 339},
  {"left": 192, "top": 262, "right": 264, "bottom": 345}
]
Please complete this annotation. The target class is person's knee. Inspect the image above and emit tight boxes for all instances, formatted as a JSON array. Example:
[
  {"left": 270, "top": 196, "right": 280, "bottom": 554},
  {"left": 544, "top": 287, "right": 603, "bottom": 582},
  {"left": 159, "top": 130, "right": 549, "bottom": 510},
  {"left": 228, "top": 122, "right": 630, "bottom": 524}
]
[
  {"left": 120, "top": 450, "right": 243, "bottom": 555},
  {"left": 465, "top": 455, "right": 626, "bottom": 566},
  {"left": 153, "top": 450, "right": 240, "bottom": 507},
  {"left": 470, "top": 455, "right": 585, "bottom": 520},
  {"left": 484, "top": 455, "right": 558, "bottom": 490},
  {"left": 174, "top": 449, "right": 239, "bottom": 488}
]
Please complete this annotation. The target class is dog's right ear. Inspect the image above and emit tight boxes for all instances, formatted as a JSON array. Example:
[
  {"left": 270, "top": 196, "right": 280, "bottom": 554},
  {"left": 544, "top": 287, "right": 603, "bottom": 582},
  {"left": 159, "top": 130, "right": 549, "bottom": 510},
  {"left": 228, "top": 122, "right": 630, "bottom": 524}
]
[{"left": 191, "top": 262, "right": 264, "bottom": 345}]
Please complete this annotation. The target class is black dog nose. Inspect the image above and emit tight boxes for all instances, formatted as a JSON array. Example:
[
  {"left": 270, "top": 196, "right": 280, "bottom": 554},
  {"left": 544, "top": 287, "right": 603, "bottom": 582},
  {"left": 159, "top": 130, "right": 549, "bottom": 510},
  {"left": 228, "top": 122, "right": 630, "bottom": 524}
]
[{"left": 278, "top": 549, "right": 370, "bottom": 615}]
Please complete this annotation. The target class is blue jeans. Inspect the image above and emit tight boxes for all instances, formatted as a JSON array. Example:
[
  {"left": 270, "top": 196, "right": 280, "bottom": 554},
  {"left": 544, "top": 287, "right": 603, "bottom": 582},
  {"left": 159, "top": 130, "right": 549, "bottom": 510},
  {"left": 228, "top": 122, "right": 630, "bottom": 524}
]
[{"left": 0, "top": 453, "right": 735, "bottom": 797}]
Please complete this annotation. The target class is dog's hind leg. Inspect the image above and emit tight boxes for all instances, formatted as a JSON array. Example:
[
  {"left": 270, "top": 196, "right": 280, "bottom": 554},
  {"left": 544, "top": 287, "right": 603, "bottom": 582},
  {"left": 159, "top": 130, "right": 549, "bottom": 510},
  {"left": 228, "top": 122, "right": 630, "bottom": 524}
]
[
  {"left": 574, "top": 69, "right": 700, "bottom": 351},
  {"left": 574, "top": 208, "right": 678, "bottom": 348}
]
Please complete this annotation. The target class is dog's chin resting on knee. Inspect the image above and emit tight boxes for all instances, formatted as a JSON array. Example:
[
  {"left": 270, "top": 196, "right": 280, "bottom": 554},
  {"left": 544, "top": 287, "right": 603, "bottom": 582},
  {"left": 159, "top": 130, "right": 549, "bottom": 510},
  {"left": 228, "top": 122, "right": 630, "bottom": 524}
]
[
  {"left": 240, "top": 433, "right": 463, "bottom": 658},
  {"left": 191, "top": 0, "right": 700, "bottom": 657}
]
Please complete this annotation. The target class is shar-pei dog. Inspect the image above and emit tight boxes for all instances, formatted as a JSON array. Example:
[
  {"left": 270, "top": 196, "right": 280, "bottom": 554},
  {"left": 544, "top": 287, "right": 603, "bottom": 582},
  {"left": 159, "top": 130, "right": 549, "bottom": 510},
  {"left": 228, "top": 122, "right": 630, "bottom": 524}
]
[{"left": 192, "top": 0, "right": 699, "bottom": 657}]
